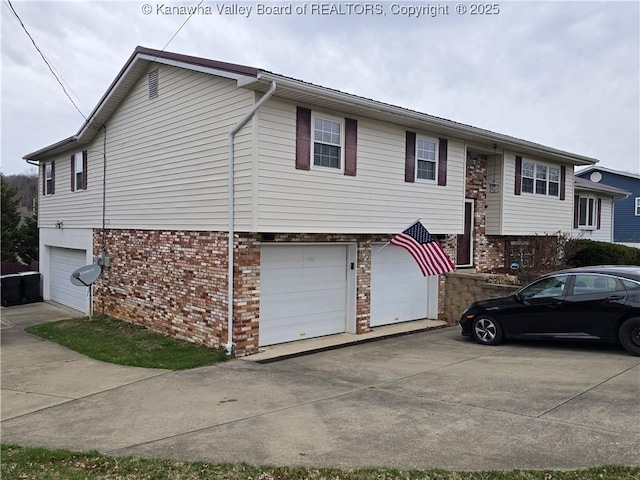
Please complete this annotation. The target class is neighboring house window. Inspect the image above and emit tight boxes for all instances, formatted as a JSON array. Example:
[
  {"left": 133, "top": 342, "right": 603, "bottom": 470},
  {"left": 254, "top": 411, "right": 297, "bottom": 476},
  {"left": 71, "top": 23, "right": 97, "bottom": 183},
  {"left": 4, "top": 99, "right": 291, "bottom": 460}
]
[
  {"left": 43, "top": 161, "right": 55, "bottom": 195},
  {"left": 71, "top": 151, "right": 88, "bottom": 191},
  {"left": 416, "top": 137, "right": 437, "bottom": 181},
  {"left": 313, "top": 115, "right": 342, "bottom": 170},
  {"left": 636, "top": 197, "right": 640, "bottom": 216},
  {"left": 575, "top": 195, "right": 601, "bottom": 229},
  {"left": 521, "top": 161, "right": 560, "bottom": 196}
]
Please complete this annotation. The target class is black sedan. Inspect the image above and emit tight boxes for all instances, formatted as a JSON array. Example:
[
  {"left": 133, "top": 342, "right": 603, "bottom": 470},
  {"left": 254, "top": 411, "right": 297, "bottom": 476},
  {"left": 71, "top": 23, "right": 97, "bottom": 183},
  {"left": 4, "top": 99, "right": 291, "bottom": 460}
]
[{"left": 459, "top": 265, "right": 640, "bottom": 356}]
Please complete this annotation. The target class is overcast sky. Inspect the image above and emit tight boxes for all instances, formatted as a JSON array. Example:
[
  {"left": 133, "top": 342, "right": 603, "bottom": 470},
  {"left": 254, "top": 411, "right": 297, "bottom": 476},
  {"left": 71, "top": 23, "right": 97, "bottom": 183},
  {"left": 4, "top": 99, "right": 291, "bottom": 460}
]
[{"left": 2, "top": 1, "right": 639, "bottom": 176}]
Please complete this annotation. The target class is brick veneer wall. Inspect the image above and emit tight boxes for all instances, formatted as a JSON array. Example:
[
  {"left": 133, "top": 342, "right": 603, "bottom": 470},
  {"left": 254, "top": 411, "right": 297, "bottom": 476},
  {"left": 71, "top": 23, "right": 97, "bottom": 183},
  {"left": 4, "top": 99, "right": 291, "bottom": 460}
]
[
  {"left": 93, "top": 229, "right": 456, "bottom": 356},
  {"left": 465, "top": 152, "right": 507, "bottom": 273}
]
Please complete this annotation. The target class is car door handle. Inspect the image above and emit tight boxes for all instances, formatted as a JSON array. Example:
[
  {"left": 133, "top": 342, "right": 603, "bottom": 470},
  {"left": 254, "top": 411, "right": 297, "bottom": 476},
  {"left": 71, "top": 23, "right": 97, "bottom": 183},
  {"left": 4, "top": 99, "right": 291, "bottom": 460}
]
[
  {"left": 547, "top": 301, "right": 564, "bottom": 308},
  {"left": 605, "top": 295, "right": 624, "bottom": 301}
]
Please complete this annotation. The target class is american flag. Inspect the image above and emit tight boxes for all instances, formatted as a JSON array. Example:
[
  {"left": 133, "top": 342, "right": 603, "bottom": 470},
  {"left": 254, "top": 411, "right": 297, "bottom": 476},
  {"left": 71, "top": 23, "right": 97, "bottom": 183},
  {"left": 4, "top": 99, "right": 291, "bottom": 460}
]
[{"left": 390, "top": 221, "right": 456, "bottom": 276}]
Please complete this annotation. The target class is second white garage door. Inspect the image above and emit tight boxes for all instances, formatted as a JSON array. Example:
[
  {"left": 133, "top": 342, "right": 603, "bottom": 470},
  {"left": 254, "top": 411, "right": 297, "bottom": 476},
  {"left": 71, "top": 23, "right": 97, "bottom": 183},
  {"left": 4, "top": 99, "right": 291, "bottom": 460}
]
[
  {"left": 370, "top": 244, "right": 438, "bottom": 327},
  {"left": 50, "top": 247, "right": 88, "bottom": 313},
  {"left": 260, "top": 245, "right": 348, "bottom": 346}
]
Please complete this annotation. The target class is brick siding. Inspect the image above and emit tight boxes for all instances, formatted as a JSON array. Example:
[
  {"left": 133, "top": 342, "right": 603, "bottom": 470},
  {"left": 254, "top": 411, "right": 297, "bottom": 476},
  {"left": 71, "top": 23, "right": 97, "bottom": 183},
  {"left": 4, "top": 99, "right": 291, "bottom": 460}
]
[{"left": 92, "top": 230, "right": 454, "bottom": 356}]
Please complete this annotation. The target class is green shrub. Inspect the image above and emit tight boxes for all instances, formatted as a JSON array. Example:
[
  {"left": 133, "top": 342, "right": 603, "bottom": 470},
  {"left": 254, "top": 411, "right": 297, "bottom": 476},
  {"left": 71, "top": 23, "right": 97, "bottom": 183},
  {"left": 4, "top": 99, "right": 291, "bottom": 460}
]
[{"left": 566, "top": 239, "right": 640, "bottom": 267}]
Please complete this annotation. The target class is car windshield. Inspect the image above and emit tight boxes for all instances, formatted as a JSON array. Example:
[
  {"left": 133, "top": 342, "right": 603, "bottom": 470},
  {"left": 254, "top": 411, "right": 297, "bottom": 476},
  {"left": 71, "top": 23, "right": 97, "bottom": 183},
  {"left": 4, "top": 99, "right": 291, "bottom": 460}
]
[{"left": 519, "top": 275, "right": 569, "bottom": 299}]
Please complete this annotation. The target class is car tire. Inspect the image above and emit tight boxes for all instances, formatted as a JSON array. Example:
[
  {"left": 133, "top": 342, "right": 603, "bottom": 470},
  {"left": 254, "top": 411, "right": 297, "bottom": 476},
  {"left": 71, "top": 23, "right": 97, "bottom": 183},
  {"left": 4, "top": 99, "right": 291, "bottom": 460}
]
[
  {"left": 619, "top": 317, "right": 640, "bottom": 356},
  {"left": 472, "top": 315, "right": 504, "bottom": 346}
]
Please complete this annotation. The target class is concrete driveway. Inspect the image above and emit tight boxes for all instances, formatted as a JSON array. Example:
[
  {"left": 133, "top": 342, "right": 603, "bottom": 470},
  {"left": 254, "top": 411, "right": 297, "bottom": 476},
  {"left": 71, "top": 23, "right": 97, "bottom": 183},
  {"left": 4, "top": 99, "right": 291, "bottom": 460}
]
[{"left": 1, "top": 303, "right": 639, "bottom": 471}]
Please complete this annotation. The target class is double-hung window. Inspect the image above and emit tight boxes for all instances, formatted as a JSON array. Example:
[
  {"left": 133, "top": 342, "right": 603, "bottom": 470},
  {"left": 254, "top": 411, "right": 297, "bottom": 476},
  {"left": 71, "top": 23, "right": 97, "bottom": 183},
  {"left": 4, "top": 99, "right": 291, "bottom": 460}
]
[
  {"left": 416, "top": 137, "right": 437, "bottom": 181},
  {"left": 635, "top": 197, "right": 640, "bottom": 216},
  {"left": 578, "top": 196, "right": 596, "bottom": 228},
  {"left": 74, "top": 153, "right": 84, "bottom": 190},
  {"left": 44, "top": 162, "right": 54, "bottom": 195},
  {"left": 521, "top": 161, "right": 560, "bottom": 197},
  {"left": 313, "top": 115, "right": 342, "bottom": 170}
]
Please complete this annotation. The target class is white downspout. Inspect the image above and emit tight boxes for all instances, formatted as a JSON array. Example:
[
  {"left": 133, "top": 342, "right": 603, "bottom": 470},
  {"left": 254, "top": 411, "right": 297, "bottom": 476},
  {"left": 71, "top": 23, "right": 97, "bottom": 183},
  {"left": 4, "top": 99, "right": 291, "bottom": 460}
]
[{"left": 226, "top": 81, "right": 277, "bottom": 355}]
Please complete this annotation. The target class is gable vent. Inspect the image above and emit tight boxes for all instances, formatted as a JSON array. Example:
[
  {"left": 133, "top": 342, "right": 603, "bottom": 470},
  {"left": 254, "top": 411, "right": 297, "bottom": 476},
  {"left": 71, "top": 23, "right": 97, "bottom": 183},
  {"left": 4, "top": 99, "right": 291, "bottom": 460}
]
[{"left": 148, "top": 70, "right": 159, "bottom": 99}]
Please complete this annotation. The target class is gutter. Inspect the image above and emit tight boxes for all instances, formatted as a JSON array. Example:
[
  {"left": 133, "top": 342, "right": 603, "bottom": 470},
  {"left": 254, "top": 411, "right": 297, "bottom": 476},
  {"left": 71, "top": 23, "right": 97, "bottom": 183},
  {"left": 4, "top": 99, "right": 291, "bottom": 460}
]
[{"left": 225, "top": 80, "right": 277, "bottom": 355}]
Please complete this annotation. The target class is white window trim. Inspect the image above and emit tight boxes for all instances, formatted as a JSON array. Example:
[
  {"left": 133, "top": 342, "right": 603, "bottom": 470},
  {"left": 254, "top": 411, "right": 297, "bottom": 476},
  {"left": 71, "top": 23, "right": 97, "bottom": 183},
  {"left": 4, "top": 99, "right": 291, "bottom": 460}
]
[
  {"left": 311, "top": 112, "right": 344, "bottom": 173},
  {"left": 74, "top": 152, "right": 84, "bottom": 191},
  {"left": 521, "top": 160, "right": 560, "bottom": 197},
  {"left": 45, "top": 162, "right": 53, "bottom": 196},
  {"left": 577, "top": 195, "right": 597, "bottom": 229},
  {"left": 415, "top": 135, "right": 439, "bottom": 183},
  {"left": 635, "top": 197, "right": 640, "bottom": 216}
]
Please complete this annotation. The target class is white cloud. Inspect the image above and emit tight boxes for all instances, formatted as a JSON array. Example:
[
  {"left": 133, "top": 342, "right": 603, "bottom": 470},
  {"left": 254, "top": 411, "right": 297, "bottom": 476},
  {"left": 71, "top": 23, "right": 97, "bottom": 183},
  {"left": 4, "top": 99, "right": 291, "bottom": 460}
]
[{"left": 1, "top": 0, "right": 639, "bottom": 175}]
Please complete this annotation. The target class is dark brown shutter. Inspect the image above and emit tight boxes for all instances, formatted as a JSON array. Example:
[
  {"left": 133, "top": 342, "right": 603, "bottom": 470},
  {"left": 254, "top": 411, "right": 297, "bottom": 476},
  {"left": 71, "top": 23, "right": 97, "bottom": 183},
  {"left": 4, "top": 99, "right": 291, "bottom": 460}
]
[
  {"left": 42, "top": 164, "right": 46, "bottom": 195},
  {"left": 70, "top": 154, "right": 75, "bottom": 191},
  {"left": 51, "top": 161, "right": 55, "bottom": 194},
  {"left": 559, "top": 165, "right": 566, "bottom": 200},
  {"left": 405, "top": 131, "right": 416, "bottom": 183},
  {"left": 295, "top": 107, "right": 311, "bottom": 170},
  {"left": 83, "top": 150, "right": 88, "bottom": 190},
  {"left": 573, "top": 195, "right": 579, "bottom": 228},
  {"left": 438, "top": 138, "right": 448, "bottom": 186},
  {"left": 515, "top": 156, "right": 522, "bottom": 195},
  {"left": 596, "top": 198, "right": 602, "bottom": 229},
  {"left": 344, "top": 118, "right": 357, "bottom": 176}
]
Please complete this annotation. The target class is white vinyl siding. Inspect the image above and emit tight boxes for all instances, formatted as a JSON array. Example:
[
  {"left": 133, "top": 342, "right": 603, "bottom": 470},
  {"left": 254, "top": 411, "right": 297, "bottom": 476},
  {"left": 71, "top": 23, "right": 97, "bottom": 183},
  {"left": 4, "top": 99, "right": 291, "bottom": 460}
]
[
  {"left": 38, "top": 65, "right": 255, "bottom": 231},
  {"left": 491, "top": 152, "right": 574, "bottom": 236},
  {"left": 253, "top": 98, "right": 465, "bottom": 234}
]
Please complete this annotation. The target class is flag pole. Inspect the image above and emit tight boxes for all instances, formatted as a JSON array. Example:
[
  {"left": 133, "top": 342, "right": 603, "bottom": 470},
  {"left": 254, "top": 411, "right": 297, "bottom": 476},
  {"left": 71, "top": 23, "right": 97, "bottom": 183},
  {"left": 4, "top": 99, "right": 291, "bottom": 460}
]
[{"left": 374, "top": 218, "right": 421, "bottom": 254}]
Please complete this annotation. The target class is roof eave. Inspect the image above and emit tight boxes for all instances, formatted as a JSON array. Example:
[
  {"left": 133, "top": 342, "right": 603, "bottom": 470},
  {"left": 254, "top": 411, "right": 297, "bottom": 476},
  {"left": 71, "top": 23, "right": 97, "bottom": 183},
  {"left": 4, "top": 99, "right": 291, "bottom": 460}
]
[{"left": 254, "top": 72, "right": 598, "bottom": 166}]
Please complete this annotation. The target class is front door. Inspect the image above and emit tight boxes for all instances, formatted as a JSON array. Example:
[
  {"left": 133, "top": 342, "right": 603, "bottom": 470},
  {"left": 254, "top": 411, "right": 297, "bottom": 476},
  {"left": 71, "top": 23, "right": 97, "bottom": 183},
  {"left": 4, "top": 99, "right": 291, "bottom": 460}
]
[{"left": 456, "top": 200, "right": 473, "bottom": 267}]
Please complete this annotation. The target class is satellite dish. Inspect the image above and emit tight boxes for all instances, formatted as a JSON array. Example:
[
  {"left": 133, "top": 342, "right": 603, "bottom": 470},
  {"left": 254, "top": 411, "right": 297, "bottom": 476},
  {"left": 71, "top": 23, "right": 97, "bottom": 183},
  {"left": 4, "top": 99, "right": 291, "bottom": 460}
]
[{"left": 70, "top": 264, "right": 102, "bottom": 287}]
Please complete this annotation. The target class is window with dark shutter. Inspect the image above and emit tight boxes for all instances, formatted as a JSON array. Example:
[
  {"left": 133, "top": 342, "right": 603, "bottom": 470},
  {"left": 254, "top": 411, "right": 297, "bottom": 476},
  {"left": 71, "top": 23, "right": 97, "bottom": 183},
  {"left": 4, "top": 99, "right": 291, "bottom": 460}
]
[
  {"left": 295, "top": 107, "right": 311, "bottom": 170},
  {"left": 596, "top": 198, "right": 602, "bottom": 229},
  {"left": 515, "top": 156, "right": 522, "bottom": 195},
  {"left": 71, "top": 154, "right": 76, "bottom": 192},
  {"left": 560, "top": 166, "right": 566, "bottom": 200},
  {"left": 573, "top": 195, "right": 580, "bottom": 228},
  {"left": 438, "top": 138, "right": 447, "bottom": 186},
  {"left": 344, "top": 118, "right": 357, "bottom": 176},
  {"left": 83, "top": 150, "right": 88, "bottom": 190},
  {"left": 405, "top": 131, "right": 416, "bottom": 183}
]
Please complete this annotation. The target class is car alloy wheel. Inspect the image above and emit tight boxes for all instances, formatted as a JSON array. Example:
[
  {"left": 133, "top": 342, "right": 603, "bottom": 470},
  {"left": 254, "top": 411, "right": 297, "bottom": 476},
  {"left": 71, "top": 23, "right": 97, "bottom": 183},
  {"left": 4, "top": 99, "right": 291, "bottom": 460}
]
[
  {"left": 619, "top": 317, "right": 640, "bottom": 356},
  {"left": 472, "top": 315, "right": 504, "bottom": 346}
]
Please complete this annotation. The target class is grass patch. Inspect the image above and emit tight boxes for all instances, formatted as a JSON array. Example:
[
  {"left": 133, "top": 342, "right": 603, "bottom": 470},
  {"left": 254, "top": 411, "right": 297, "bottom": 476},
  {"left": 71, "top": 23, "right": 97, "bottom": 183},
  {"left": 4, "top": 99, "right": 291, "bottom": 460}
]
[
  {"left": 25, "top": 316, "right": 228, "bottom": 370},
  {"left": 2, "top": 445, "right": 638, "bottom": 480}
]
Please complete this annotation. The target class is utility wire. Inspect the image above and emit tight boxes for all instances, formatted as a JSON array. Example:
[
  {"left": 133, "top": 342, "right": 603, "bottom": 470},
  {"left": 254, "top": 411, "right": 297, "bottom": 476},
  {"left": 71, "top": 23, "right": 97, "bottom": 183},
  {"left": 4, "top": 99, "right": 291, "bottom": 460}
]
[
  {"left": 4, "top": 0, "right": 88, "bottom": 121},
  {"left": 158, "top": 0, "right": 205, "bottom": 54}
]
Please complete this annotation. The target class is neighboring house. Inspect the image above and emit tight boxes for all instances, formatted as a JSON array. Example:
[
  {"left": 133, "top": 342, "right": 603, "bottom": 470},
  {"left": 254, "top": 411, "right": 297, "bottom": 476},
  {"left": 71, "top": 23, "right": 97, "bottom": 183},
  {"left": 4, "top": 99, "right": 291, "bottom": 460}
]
[
  {"left": 576, "top": 167, "right": 640, "bottom": 246},
  {"left": 572, "top": 176, "right": 630, "bottom": 242},
  {"left": 24, "top": 47, "right": 597, "bottom": 355}
]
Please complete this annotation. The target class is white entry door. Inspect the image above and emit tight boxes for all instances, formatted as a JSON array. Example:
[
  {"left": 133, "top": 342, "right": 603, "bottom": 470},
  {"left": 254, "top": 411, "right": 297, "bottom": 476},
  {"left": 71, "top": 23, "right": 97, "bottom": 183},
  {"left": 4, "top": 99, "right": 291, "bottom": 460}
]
[{"left": 259, "top": 245, "right": 348, "bottom": 346}]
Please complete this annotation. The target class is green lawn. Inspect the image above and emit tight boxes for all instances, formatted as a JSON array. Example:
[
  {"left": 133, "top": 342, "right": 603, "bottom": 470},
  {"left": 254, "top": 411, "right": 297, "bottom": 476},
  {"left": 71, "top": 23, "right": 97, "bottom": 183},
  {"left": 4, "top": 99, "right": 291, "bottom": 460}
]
[
  {"left": 25, "top": 316, "right": 228, "bottom": 370},
  {"left": 2, "top": 445, "right": 638, "bottom": 480}
]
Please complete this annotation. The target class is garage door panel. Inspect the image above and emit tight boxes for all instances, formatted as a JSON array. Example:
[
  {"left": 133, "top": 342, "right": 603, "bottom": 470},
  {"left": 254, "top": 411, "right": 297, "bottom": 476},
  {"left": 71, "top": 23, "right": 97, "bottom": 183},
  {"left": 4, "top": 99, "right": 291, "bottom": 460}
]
[
  {"left": 371, "top": 244, "right": 434, "bottom": 327},
  {"left": 262, "top": 266, "right": 346, "bottom": 295},
  {"left": 260, "top": 245, "right": 348, "bottom": 346},
  {"left": 50, "top": 247, "right": 87, "bottom": 313},
  {"left": 261, "top": 287, "right": 346, "bottom": 320}
]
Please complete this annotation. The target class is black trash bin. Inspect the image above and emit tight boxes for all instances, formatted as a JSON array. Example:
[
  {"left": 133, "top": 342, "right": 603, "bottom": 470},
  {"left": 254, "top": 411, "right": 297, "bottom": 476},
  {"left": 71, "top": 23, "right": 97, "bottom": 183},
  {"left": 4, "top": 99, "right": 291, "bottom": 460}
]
[
  {"left": 20, "top": 271, "right": 42, "bottom": 304},
  {"left": 1, "top": 274, "right": 23, "bottom": 307}
]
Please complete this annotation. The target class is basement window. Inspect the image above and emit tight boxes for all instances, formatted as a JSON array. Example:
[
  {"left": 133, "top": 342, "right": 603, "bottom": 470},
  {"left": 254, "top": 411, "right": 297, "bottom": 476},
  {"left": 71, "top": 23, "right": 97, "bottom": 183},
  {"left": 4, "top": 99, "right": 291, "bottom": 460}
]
[{"left": 149, "top": 70, "right": 159, "bottom": 99}]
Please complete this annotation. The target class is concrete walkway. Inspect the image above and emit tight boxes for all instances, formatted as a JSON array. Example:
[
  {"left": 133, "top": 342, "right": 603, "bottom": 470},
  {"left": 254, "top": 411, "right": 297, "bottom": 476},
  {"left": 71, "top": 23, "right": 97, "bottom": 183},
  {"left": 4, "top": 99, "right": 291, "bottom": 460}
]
[{"left": 1, "top": 302, "right": 639, "bottom": 471}]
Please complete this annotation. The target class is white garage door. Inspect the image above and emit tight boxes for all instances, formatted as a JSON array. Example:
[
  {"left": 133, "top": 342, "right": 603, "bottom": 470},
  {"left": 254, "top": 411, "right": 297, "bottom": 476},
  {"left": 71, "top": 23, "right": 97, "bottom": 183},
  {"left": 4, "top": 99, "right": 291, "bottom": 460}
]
[
  {"left": 370, "top": 244, "right": 438, "bottom": 327},
  {"left": 50, "top": 247, "right": 88, "bottom": 313},
  {"left": 260, "top": 245, "right": 348, "bottom": 346}
]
